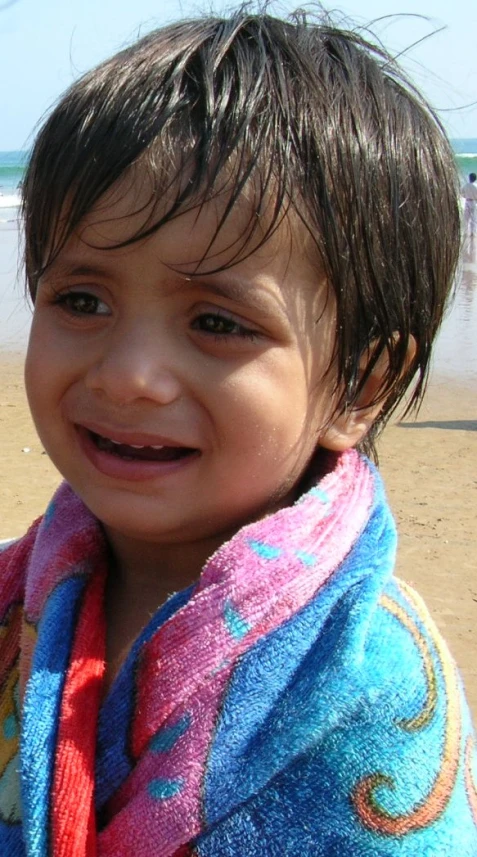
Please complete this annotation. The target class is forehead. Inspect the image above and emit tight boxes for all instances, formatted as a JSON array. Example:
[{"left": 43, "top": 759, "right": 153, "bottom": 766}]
[
  {"left": 67, "top": 166, "right": 324, "bottom": 288},
  {"left": 44, "top": 169, "right": 336, "bottom": 375}
]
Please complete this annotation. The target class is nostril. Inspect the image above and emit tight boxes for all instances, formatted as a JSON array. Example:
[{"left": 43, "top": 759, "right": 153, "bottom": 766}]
[{"left": 85, "top": 361, "right": 182, "bottom": 406}]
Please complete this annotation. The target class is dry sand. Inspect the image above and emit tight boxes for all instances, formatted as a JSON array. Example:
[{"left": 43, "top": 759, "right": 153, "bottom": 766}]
[{"left": 0, "top": 354, "right": 476, "bottom": 720}]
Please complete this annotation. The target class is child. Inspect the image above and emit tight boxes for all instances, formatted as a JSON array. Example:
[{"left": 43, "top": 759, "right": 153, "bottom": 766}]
[{"left": 0, "top": 7, "right": 475, "bottom": 855}]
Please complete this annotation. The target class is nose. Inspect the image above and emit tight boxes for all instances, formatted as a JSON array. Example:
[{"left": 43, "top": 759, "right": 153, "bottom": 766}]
[{"left": 84, "top": 322, "right": 183, "bottom": 406}]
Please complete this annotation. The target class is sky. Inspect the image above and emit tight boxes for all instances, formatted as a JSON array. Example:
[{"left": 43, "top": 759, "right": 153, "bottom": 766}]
[{"left": 0, "top": 0, "right": 476, "bottom": 150}]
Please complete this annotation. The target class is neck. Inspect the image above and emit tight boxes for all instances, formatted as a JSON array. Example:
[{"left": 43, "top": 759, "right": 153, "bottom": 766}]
[
  {"left": 101, "top": 479, "right": 307, "bottom": 607},
  {"left": 101, "top": 530, "right": 229, "bottom": 694},
  {"left": 104, "top": 528, "right": 230, "bottom": 611}
]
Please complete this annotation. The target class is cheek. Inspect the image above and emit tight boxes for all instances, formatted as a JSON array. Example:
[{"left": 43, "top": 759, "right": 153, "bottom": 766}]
[
  {"left": 25, "top": 311, "right": 81, "bottom": 387},
  {"left": 24, "top": 320, "right": 63, "bottom": 421},
  {"left": 213, "top": 359, "right": 318, "bottom": 451},
  {"left": 24, "top": 347, "right": 49, "bottom": 437},
  {"left": 24, "top": 334, "right": 42, "bottom": 411}
]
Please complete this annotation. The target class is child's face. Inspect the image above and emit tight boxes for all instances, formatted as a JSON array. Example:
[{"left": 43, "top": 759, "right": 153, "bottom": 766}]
[{"left": 25, "top": 176, "right": 356, "bottom": 552}]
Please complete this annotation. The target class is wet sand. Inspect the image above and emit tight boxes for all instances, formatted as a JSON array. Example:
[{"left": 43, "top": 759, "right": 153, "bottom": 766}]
[{"left": 0, "top": 228, "right": 476, "bottom": 721}]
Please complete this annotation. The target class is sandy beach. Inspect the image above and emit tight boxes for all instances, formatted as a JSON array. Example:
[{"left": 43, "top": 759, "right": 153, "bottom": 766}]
[{"left": 0, "top": 232, "right": 476, "bottom": 721}]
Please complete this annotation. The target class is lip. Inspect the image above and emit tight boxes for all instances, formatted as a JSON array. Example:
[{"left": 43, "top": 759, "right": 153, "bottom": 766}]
[
  {"left": 77, "top": 420, "right": 192, "bottom": 449},
  {"left": 75, "top": 423, "right": 200, "bottom": 482}
]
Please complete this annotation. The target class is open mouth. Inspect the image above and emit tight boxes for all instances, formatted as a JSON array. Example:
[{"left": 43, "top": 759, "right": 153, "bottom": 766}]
[{"left": 90, "top": 431, "right": 197, "bottom": 462}]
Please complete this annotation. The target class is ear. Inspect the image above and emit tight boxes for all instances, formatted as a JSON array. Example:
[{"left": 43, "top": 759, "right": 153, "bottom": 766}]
[
  {"left": 319, "top": 387, "right": 385, "bottom": 452},
  {"left": 319, "top": 337, "right": 416, "bottom": 452}
]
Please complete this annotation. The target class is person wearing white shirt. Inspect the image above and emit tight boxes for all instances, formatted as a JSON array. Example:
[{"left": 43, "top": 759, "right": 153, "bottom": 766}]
[{"left": 461, "top": 171, "right": 477, "bottom": 236}]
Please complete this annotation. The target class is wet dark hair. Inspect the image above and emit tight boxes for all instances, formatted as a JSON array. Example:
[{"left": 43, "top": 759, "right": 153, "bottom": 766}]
[
  {"left": 469, "top": 173, "right": 476, "bottom": 183},
  {"left": 21, "top": 6, "right": 461, "bottom": 457}
]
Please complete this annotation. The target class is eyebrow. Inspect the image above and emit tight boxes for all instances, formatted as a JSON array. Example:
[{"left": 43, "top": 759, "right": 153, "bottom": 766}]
[
  {"left": 41, "top": 261, "right": 113, "bottom": 281},
  {"left": 186, "top": 274, "right": 284, "bottom": 317},
  {"left": 42, "top": 258, "right": 285, "bottom": 318}
]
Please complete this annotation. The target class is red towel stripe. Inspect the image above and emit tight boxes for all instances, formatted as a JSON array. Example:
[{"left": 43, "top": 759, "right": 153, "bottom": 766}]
[{"left": 51, "top": 566, "right": 106, "bottom": 856}]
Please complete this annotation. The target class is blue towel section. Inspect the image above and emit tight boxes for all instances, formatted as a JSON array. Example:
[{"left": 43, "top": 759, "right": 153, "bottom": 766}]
[
  {"left": 0, "top": 821, "right": 25, "bottom": 855},
  {"left": 20, "top": 575, "right": 88, "bottom": 857},
  {"left": 196, "top": 486, "right": 477, "bottom": 855}
]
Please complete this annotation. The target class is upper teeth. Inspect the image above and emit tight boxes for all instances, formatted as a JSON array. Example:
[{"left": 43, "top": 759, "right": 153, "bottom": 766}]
[{"left": 110, "top": 439, "right": 164, "bottom": 449}]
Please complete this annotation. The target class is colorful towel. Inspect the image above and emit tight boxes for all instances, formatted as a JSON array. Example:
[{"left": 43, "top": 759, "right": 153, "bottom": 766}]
[{"left": 0, "top": 449, "right": 475, "bottom": 855}]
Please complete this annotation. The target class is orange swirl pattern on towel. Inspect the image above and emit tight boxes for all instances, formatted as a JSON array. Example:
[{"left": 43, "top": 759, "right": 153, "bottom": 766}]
[
  {"left": 352, "top": 581, "right": 461, "bottom": 837},
  {"left": 465, "top": 736, "right": 477, "bottom": 825},
  {"left": 380, "top": 594, "right": 437, "bottom": 731}
]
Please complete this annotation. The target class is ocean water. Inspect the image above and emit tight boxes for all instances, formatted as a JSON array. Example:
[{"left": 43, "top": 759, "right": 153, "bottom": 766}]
[
  {"left": 0, "top": 150, "right": 25, "bottom": 223},
  {"left": 451, "top": 138, "right": 477, "bottom": 181},
  {"left": 0, "top": 150, "right": 25, "bottom": 192}
]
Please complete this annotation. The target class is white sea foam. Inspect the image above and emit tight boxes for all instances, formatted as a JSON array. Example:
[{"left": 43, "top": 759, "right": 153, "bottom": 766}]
[{"left": 0, "top": 195, "right": 20, "bottom": 209}]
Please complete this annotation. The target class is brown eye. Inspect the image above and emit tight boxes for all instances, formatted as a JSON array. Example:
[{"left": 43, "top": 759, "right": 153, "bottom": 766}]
[
  {"left": 191, "top": 311, "right": 258, "bottom": 343},
  {"left": 56, "top": 291, "right": 110, "bottom": 315},
  {"left": 68, "top": 294, "right": 98, "bottom": 314},
  {"left": 199, "top": 314, "right": 238, "bottom": 334}
]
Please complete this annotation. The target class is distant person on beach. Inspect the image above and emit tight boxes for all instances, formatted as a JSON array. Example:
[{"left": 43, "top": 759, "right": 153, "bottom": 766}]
[
  {"left": 461, "top": 172, "right": 477, "bottom": 237},
  {"left": 0, "top": 8, "right": 476, "bottom": 855}
]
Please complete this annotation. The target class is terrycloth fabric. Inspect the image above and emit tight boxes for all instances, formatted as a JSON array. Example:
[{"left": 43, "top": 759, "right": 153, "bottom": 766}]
[{"left": 0, "top": 449, "right": 475, "bottom": 855}]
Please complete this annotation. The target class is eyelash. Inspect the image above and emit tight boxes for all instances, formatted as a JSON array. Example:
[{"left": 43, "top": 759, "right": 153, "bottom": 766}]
[
  {"left": 192, "top": 312, "right": 259, "bottom": 341},
  {"left": 50, "top": 291, "right": 259, "bottom": 342}
]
